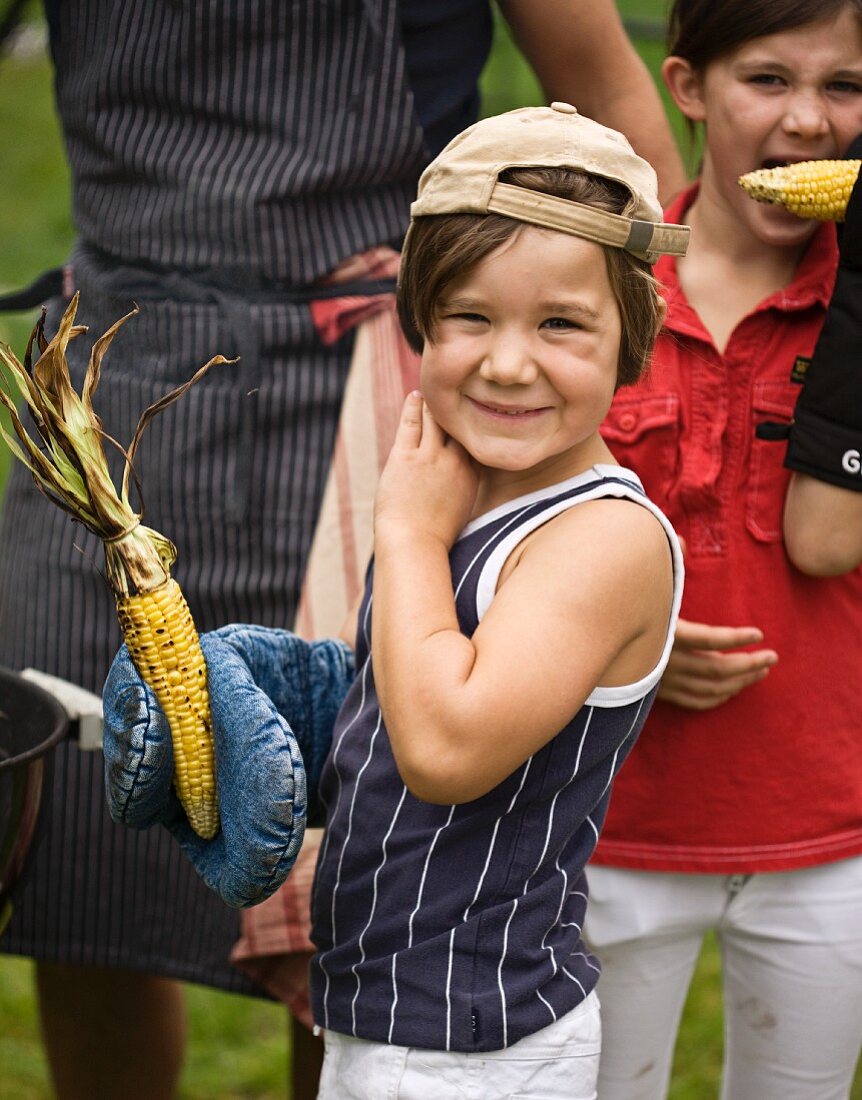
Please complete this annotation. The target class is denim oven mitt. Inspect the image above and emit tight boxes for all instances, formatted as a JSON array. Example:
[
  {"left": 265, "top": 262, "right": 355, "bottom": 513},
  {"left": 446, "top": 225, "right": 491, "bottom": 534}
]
[{"left": 103, "top": 625, "right": 354, "bottom": 908}]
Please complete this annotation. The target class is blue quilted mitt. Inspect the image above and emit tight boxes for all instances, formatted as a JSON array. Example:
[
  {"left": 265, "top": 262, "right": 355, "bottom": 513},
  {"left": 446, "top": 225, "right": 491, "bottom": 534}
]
[{"left": 103, "top": 626, "right": 354, "bottom": 908}]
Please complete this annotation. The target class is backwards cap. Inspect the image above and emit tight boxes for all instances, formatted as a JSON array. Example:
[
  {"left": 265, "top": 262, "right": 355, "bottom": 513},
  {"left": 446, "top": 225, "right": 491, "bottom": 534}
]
[{"left": 407, "top": 103, "right": 690, "bottom": 264}]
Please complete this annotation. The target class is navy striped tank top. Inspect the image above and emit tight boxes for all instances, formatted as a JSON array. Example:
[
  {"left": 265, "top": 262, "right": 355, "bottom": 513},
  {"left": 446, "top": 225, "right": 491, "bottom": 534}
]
[{"left": 310, "top": 466, "right": 684, "bottom": 1052}]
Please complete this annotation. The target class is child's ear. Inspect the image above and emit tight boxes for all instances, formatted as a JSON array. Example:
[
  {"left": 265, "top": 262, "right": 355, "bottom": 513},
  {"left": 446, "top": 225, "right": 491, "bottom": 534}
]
[
  {"left": 661, "top": 56, "right": 706, "bottom": 124},
  {"left": 654, "top": 297, "right": 668, "bottom": 336}
]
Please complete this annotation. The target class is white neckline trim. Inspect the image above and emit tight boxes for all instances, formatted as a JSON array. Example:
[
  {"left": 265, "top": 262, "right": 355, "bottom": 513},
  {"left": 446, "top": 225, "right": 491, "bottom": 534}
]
[
  {"left": 470, "top": 467, "right": 684, "bottom": 708},
  {"left": 459, "top": 465, "right": 644, "bottom": 540}
]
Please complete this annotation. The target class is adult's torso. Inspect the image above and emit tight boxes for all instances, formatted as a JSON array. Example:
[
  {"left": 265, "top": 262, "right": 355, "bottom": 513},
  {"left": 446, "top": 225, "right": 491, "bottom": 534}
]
[
  {"left": 0, "top": 0, "right": 494, "bottom": 990},
  {"left": 44, "top": 0, "right": 493, "bottom": 283}
]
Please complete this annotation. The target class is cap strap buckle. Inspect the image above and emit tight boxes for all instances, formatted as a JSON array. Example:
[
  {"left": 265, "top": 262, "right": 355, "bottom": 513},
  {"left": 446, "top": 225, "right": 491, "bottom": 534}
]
[{"left": 487, "top": 182, "right": 690, "bottom": 263}]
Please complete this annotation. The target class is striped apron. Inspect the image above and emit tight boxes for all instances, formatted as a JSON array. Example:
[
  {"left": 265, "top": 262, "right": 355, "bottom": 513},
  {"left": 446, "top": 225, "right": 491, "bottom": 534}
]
[{"left": 0, "top": 0, "right": 427, "bottom": 993}]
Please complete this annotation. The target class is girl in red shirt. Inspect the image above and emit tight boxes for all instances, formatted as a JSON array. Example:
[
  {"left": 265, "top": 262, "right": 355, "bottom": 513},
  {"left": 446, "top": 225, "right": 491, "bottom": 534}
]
[{"left": 586, "top": 1, "right": 862, "bottom": 1097}]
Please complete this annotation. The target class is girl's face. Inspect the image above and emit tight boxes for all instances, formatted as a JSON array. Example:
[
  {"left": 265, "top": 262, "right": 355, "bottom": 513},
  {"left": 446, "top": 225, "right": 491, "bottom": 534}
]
[
  {"left": 419, "top": 225, "right": 624, "bottom": 495},
  {"left": 665, "top": 9, "right": 862, "bottom": 248}
]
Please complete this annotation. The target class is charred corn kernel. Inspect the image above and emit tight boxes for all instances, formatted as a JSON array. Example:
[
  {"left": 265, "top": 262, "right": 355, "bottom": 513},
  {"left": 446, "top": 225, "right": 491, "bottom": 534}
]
[
  {"left": 117, "top": 577, "right": 218, "bottom": 839},
  {"left": 739, "top": 159, "right": 861, "bottom": 221}
]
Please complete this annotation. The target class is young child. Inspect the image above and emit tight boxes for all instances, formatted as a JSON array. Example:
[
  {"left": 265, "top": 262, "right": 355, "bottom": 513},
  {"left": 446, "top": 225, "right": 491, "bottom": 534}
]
[
  {"left": 582, "top": 2, "right": 862, "bottom": 1098},
  {"left": 304, "top": 104, "right": 690, "bottom": 1098},
  {"left": 103, "top": 104, "right": 687, "bottom": 1098}
]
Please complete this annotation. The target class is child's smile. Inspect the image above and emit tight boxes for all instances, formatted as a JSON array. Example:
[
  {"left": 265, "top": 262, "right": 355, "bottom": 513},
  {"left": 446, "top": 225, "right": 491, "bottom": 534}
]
[
  {"left": 465, "top": 396, "right": 551, "bottom": 419},
  {"left": 419, "top": 225, "right": 623, "bottom": 502}
]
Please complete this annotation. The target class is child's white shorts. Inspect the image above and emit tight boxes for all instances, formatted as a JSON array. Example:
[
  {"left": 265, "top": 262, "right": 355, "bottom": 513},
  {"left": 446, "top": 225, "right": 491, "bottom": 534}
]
[{"left": 316, "top": 988, "right": 601, "bottom": 1099}]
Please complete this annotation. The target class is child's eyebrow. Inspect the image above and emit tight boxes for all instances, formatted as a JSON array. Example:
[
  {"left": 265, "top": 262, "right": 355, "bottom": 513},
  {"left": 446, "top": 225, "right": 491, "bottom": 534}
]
[
  {"left": 542, "top": 301, "right": 601, "bottom": 323},
  {"left": 736, "top": 59, "right": 862, "bottom": 81},
  {"left": 734, "top": 59, "right": 793, "bottom": 76},
  {"left": 439, "top": 295, "right": 601, "bottom": 324},
  {"left": 441, "top": 297, "right": 602, "bottom": 321},
  {"left": 439, "top": 295, "right": 485, "bottom": 312}
]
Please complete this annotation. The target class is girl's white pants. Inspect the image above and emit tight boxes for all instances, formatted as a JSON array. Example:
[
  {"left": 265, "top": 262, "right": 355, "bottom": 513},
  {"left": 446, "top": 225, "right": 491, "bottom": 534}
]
[
  {"left": 315, "top": 988, "right": 600, "bottom": 1099},
  {"left": 584, "top": 857, "right": 862, "bottom": 1100}
]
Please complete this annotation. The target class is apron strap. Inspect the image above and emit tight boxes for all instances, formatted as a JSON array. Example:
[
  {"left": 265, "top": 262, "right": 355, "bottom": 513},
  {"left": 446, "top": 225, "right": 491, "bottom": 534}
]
[{"left": 0, "top": 266, "right": 70, "bottom": 313}]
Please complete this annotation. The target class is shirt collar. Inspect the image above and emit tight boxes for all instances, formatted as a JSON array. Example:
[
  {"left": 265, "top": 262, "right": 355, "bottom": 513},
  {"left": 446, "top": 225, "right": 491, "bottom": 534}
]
[{"left": 656, "top": 181, "right": 837, "bottom": 342}]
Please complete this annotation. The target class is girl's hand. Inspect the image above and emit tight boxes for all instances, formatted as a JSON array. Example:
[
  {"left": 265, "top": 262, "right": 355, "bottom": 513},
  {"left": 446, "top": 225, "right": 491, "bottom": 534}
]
[
  {"left": 374, "top": 392, "right": 479, "bottom": 550},
  {"left": 658, "top": 618, "right": 778, "bottom": 710}
]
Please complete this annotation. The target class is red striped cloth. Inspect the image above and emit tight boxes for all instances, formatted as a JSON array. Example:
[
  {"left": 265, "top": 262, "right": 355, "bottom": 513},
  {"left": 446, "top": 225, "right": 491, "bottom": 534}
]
[{"left": 230, "top": 247, "right": 420, "bottom": 1023}]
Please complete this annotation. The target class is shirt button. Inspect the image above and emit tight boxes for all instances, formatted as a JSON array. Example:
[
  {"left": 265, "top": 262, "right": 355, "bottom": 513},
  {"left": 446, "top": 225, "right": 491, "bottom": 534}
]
[
  {"left": 618, "top": 413, "right": 637, "bottom": 431},
  {"left": 550, "top": 101, "right": 578, "bottom": 115}
]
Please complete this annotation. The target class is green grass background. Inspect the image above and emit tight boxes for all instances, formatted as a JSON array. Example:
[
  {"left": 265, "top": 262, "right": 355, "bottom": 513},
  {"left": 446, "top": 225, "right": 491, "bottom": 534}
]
[{"left": 0, "top": 4, "right": 858, "bottom": 1098}]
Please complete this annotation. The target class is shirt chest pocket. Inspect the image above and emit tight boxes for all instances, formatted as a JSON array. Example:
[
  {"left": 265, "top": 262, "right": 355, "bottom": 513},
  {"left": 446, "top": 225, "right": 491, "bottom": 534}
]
[
  {"left": 600, "top": 393, "right": 682, "bottom": 504},
  {"left": 746, "top": 380, "right": 798, "bottom": 542}
]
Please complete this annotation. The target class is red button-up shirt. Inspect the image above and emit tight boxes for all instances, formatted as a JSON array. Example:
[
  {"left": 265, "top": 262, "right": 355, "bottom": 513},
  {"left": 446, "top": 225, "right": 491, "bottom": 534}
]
[{"left": 593, "top": 185, "right": 862, "bottom": 873}]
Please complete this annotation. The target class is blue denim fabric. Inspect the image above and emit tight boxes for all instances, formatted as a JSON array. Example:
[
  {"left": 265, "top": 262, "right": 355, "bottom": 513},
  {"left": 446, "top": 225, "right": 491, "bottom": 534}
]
[{"left": 102, "top": 626, "right": 354, "bottom": 908}]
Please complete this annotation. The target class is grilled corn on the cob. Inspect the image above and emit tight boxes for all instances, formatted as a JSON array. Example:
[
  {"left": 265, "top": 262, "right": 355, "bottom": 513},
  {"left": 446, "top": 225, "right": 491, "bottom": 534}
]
[
  {"left": 739, "top": 159, "right": 861, "bottom": 222},
  {"left": 116, "top": 578, "right": 217, "bottom": 837},
  {"left": 0, "top": 295, "right": 229, "bottom": 838}
]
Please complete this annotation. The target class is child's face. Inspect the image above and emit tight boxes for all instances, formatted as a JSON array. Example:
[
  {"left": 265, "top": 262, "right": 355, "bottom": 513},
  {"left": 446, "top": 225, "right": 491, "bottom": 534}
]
[
  {"left": 419, "top": 225, "right": 622, "bottom": 484},
  {"left": 673, "top": 9, "right": 862, "bottom": 248}
]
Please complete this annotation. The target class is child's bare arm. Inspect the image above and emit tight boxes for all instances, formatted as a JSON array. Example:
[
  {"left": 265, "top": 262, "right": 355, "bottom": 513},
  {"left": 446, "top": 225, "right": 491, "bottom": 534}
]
[
  {"left": 372, "top": 396, "right": 673, "bottom": 804},
  {"left": 783, "top": 477, "right": 862, "bottom": 576}
]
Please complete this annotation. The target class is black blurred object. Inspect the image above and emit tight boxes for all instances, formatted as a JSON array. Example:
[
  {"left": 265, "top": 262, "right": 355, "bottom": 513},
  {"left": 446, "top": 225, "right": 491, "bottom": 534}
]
[
  {"left": 0, "top": 666, "right": 69, "bottom": 935},
  {"left": 783, "top": 132, "right": 862, "bottom": 490}
]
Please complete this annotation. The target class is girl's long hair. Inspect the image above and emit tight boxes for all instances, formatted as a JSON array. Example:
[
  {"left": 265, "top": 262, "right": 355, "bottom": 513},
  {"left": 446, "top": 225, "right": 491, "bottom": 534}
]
[{"left": 668, "top": 0, "right": 862, "bottom": 68}]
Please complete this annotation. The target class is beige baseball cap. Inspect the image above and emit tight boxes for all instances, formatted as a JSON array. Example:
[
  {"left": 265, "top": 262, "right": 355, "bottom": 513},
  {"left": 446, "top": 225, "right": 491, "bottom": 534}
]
[{"left": 407, "top": 102, "right": 690, "bottom": 264}]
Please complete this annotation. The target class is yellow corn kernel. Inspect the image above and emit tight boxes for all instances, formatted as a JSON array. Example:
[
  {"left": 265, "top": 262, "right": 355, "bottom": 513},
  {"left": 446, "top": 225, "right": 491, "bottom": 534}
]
[
  {"left": 116, "top": 577, "right": 219, "bottom": 839},
  {"left": 738, "top": 159, "right": 861, "bottom": 221}
]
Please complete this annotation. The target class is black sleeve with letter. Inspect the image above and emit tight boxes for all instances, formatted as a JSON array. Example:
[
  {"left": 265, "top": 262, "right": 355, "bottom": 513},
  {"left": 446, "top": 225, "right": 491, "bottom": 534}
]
[{"left": 783, "top": 134, "right": 862, "bottom": 490}]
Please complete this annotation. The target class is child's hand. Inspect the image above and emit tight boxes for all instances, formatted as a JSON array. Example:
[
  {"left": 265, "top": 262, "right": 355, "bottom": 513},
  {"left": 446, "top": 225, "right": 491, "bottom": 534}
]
[
  {"left": 658, "top": 618, "right": 778, "bottom": 710},
  {"left": 375, "top": 392, "right": 478, "bottom": 550}
]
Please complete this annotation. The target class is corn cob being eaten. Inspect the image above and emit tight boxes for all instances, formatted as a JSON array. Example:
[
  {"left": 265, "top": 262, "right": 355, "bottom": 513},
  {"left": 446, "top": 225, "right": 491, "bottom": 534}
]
[
  {"left": 739, "top": 159, "right": 861, "bottom": 222},
  {"left": 0, "top": 295, "right": 229, "bottom": 838}
]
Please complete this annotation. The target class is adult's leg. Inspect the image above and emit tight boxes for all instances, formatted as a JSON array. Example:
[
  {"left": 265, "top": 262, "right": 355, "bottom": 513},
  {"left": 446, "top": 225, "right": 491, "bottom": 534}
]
[
  {"left": 719, "top": 856, "right": 862, "bottom": 1100},
  {"left": 585, "top": 866, "right": 721, "bottom": 1100},
  {"left": 36, "top": 963, "right": 186, "bottom": 1100},
  {"left": 231, "top": 841, "right": 325, "bottom": 1099},
  {"left": 291, "top": 1016, "right": 324, "bottom": 1100}
]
